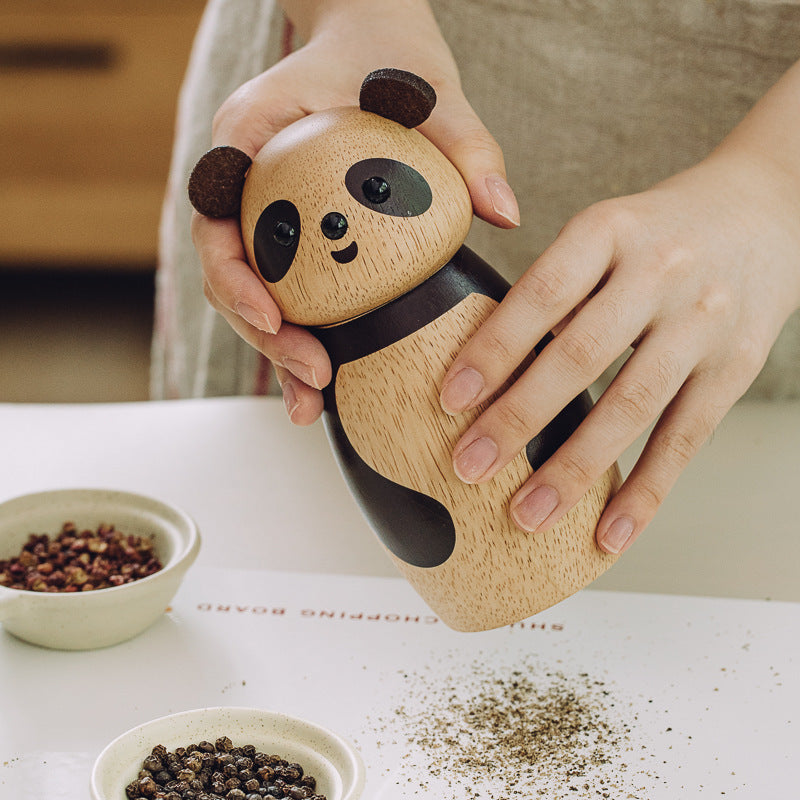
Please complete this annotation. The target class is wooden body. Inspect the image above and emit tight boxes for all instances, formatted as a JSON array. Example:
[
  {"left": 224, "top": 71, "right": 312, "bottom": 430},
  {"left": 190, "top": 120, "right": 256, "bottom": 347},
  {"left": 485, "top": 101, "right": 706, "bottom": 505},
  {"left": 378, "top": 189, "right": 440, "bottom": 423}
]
[
  {"left": 189, "top": 70, "right": 622, "bottom": 630},
  {"left": 315, "top": 248, "right": 620, "bottom": 631}
]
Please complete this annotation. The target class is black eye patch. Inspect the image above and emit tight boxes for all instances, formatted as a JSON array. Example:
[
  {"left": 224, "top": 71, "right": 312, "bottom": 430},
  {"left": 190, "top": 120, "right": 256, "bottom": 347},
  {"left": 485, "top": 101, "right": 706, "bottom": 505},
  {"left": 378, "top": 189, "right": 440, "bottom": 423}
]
[
  {"left": 345, "top": 158, "right": 432, "bottom": 217},
  {"left": 253, "top": 199, "right": 301, "bottom": 283}
]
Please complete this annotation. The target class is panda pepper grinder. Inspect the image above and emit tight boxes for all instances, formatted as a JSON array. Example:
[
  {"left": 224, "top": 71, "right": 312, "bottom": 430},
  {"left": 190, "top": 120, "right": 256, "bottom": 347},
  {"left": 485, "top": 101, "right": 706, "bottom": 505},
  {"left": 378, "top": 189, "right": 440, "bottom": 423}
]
[{"left": 189, "top": 68, "right": 622, "bottom": 631}]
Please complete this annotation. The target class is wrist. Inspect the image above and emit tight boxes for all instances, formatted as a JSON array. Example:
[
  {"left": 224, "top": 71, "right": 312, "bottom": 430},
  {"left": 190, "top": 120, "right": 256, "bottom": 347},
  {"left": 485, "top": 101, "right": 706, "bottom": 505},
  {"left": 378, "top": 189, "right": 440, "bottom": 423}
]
[{"left": 280, "top": 0, "right": 437, "bottom": 42}]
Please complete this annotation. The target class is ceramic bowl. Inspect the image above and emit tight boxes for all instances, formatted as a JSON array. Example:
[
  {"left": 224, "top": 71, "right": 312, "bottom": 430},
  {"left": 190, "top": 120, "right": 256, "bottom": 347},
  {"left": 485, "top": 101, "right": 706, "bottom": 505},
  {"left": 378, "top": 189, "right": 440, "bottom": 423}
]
[
  {"left": 90, "top": 706, "right": 366, "bottom": 800},
  {"left": 0, "top": 488, "right": 200, "bottom": 650}
]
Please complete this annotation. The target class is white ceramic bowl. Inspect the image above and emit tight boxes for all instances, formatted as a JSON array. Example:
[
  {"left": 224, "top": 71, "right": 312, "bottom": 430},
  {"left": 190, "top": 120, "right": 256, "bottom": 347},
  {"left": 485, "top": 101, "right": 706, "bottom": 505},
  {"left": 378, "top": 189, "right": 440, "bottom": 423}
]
[
  {"left": 0, "top": 488, "right": 200, "bottom": 650},
  {"left": 91, "top": 706, "right": 366, "bottom": 800}
]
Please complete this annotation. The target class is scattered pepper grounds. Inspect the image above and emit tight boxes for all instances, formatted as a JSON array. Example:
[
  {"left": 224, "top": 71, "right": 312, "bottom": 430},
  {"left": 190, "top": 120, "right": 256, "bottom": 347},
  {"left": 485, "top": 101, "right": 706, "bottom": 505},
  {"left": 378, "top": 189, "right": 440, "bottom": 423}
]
[
  {"left": 0, "top": 522, "right": 163, "bottom": 592},
  {"left": 126, "top": 737, "right": 326, "bottom": 800}
]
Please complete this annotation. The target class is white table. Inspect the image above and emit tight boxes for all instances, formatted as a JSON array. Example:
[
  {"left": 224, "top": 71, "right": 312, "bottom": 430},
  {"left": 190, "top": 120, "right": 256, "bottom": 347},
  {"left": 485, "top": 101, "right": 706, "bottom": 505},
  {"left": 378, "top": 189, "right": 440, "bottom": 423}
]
[
  {"left": 0, "top": 396, "right": 797, "bottom": 601},
  {"left": 0, "top": 397, "right": 798, "bottom": 799}
]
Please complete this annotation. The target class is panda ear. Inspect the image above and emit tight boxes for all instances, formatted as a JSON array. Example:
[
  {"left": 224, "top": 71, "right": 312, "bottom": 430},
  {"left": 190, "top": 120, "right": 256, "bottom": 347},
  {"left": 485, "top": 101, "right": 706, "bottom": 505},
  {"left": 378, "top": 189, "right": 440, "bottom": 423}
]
[
  {"left": 359, "top": 68, "right": 437, "bottom": 128},
  {"left": 188, "top": 146, "right": 252, "bottom": 218}
]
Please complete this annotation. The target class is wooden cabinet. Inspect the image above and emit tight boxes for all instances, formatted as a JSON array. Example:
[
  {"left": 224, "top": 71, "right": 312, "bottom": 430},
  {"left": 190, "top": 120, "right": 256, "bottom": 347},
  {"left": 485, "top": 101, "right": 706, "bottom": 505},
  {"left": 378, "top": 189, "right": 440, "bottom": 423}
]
[{"left": 0, "top": 1, "right": 205, "bottom": 267}]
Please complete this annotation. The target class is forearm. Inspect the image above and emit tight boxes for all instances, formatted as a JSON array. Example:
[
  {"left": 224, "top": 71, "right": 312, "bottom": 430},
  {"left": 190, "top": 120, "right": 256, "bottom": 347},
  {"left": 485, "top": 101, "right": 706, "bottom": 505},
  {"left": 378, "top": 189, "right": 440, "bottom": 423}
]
[
  {"left": 714, "top": 58, "right": 800, "bottom": 192},
  {"left": 278, "top": 0, "right": 439, "bottom": 42}
]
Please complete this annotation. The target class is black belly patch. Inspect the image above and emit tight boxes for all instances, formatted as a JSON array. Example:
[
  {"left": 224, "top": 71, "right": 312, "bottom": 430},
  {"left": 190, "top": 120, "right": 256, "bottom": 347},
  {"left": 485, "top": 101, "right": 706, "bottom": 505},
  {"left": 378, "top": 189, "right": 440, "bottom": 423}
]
[{"left": 323, "top": 409, "right": 457, "bottom": 568}]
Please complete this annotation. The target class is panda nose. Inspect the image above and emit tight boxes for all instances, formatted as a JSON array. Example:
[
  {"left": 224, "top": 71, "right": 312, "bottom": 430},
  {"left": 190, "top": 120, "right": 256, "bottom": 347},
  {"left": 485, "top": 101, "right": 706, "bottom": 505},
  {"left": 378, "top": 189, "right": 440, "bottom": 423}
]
[{"left": 321, "top": 212, "right": 348, "bottom": 240}]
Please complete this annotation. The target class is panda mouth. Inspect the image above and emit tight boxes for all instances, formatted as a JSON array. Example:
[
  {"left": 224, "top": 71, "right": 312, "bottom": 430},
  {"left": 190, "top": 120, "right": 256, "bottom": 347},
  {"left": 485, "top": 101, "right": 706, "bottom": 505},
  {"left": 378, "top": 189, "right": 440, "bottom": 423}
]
[{"left": 330, "top": 241, "right": 358, "bottom": 264}]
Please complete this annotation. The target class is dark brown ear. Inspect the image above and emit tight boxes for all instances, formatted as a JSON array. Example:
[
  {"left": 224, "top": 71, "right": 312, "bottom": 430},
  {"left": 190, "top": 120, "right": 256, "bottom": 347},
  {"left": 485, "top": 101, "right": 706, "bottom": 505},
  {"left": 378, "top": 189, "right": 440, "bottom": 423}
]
[
  {"left": 359, "top": 68, "right": 436, "bottom": 128},
  {"left": 188, "top": 146, "right": 252, "bottom": 218}
]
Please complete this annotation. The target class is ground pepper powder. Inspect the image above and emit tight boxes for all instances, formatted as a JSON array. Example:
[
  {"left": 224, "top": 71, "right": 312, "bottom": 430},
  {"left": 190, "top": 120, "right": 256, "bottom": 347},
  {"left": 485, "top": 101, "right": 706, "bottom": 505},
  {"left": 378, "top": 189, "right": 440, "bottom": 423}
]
[{"left": 364, "top": 652, "right": 665, "bottom": 798}]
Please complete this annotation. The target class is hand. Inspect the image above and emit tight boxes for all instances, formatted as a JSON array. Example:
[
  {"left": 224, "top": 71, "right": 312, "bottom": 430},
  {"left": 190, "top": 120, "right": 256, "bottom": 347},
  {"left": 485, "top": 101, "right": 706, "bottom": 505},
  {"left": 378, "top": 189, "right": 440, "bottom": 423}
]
[
  {"left": 440, "top": 146, "right": 800, "bottom": 553},
  {"left": 192, "top": 0, "right": 519, "bottom": 424}
]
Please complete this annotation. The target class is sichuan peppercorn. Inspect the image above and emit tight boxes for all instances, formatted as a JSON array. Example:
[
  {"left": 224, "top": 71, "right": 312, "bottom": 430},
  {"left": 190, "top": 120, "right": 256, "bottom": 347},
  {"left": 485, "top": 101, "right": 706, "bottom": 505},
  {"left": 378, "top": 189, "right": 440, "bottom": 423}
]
[{"left": 0, "top": 522, "right": 162, "bottom": 592}]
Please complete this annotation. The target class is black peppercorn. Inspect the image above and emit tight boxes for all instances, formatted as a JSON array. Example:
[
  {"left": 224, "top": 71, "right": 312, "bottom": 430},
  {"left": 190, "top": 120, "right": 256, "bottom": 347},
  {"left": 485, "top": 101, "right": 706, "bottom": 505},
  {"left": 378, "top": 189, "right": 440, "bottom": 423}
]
[
  {"left": 137, "top": 776, "right": 158, "bottom": 797},
  {"left": 131, "top": 739, "right": 327, "bottom": 800},
  {"left": 184, "top": 756, "right": 202, "bottom": 773},
  {"left": 143, "top": 756, "right": 163, "bottom": 772},
  {"left": 256, "top": 766, "right": 274, "bottom": 782}
]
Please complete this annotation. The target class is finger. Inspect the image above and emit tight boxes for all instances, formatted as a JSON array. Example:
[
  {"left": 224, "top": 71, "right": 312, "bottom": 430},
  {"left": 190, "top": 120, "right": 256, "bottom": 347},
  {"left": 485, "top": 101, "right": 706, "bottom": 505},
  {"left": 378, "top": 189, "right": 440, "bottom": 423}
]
[
  {"left": 192, "top": 211, "right": 283, "bottom": 335},
  {"left": 508, "top": 335, "right": 692, "bottom": 534},
  {"left": 273, "top": 364, "right": 325, "bottom": 427},
  {"left": 594, "top": 374, "right": 735, "bottom": 554},
  {"left": 421, "top": 91, "right": 519, "bottom": 228},
  {"left": 212, "top": 301, "right": 331, "bottom": 391},
  {"left": 451, "top": 282, "right": 649, "bottom": 486},
  {"left": 440, "top": 209, "right": 617, "bottom": 416}
]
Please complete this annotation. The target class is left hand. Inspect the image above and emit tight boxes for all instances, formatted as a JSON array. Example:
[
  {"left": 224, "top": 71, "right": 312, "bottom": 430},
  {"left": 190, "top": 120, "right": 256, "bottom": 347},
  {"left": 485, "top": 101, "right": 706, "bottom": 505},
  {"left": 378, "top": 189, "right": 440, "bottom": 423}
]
[{"left": 439, "top": 146, "right": 800, "bottom": 554}]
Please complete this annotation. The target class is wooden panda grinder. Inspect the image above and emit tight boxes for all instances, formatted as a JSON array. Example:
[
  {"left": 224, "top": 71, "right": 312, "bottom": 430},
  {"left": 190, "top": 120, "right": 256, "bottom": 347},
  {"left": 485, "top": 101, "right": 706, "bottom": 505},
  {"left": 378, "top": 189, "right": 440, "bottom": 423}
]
[{"left": 189, "top": 68, "right": 621, "bottom": 631}]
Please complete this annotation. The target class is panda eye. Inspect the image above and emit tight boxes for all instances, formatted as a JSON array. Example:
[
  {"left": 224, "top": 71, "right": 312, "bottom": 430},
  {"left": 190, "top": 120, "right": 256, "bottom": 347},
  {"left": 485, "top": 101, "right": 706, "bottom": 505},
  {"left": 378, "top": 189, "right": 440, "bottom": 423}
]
[
  {"left": 362, "top": 177, "right": 390, "bottom": 204},
  {"left": 345, "top": 158, "right": 431, "bottom": 217},
  {"left": 273, "top": 221, "right": 298, "bottom": 247},
  {"left": 253, "top": 199, "right": 301, "bottom": 283}
]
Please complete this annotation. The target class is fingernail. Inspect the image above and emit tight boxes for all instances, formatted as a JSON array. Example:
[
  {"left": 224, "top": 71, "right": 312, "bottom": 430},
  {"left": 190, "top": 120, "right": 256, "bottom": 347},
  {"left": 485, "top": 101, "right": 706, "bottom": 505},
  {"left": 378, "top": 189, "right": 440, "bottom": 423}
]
[
  {"left": 236, "top": 302, "right": 277, "bottom": 334},
  {"left": 281, "top": 380, "right": 299, "bottom": 421},
  {"left": 600, "top": 516, "right": 635, "bottom": 554},
  {"left": 512, "top": 485, "right": 560, "bottom": 531},
  {"left": 282, "top": 357, "right": 320, "bottom": 389},
  {"left": 440, "top": 367, "right": 485, "bottom": 414},
  {"left": 453, "top": 436, "right": 499, "bottom": 483},
  {"left": 485, "top": 175, "right": 520, "bottom": 227}
]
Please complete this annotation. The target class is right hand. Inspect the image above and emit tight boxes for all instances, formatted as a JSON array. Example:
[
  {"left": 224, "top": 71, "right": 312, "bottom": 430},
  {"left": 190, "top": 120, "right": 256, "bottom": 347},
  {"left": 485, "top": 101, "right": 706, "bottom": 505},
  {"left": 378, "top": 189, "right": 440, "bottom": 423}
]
[{"left": 191, "top": 0, "right": 519, "bottom": 425}]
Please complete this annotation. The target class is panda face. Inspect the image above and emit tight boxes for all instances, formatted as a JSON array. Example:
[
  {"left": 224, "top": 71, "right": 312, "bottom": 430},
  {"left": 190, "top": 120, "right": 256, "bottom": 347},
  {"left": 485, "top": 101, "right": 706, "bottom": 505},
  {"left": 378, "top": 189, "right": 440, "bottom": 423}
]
[{"left": 240, "top": 107, "right": 472, "bottom": 327}]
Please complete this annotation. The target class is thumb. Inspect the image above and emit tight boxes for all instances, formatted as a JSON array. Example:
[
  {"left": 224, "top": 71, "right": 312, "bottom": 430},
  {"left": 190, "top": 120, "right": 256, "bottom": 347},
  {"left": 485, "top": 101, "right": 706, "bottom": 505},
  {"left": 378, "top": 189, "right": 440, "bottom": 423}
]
[{"left": 421, "top": 91, "right": 520, "bottom": 229}]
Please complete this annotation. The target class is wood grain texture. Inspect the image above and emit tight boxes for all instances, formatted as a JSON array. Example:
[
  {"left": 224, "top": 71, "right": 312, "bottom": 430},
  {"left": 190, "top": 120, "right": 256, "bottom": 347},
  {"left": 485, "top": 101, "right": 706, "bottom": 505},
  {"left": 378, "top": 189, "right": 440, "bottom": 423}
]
[
  {"left": 336, "top": 293, "right": 620, "bottom": 631},
  {"left": 240, "top": 106, "right": 473, "bottom": 326}
]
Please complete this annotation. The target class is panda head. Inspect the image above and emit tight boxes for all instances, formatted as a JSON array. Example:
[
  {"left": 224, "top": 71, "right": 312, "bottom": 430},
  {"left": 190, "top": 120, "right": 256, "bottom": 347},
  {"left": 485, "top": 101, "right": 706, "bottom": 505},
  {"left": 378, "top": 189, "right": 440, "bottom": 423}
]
[{"left": 189, "top": 69, "right": 473, "bottom": 326}]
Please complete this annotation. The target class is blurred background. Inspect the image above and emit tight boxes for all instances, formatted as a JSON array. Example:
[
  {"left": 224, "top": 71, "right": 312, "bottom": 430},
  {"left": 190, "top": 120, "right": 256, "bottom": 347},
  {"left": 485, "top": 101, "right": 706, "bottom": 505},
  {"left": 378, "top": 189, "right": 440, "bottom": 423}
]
[{"left": 0, "top": 0, "right": 205, "bottom": 402}]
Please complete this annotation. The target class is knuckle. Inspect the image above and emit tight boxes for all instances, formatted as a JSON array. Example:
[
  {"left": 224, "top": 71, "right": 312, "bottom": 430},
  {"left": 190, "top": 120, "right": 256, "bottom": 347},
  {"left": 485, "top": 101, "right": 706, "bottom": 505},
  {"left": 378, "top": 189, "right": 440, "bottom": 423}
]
[
  {"left": 605, "top": 377, "right": 660, "bottom": 425},
  {"left": 555, "top": 328, "right": 608, "bottom": 377},
  {"left": 630, "top": 474, "right": 667, "bottom": 510},
  {"left": 693, "top": 282, "right": 734, "bottom": 321},
  {"left": 491, "top": 398, "right": 536, "bottom": 443},
  {"left": 451, "top": 127, "right": 502, "bottom": 161},
  {"left": 574, "top": 199, "right": 638, "bottom": 241},
  {"left": 477, "top": 327, "right": 517, "bottom": 367},
  {"left": 517, "top": 265, "right": 569, "bottom": 313},
  {"left": 555, "top": 450, "right": 595, "bottom": 487},
  {"left": 212, "top": 85, "right": 274, "bottom": 153},
  {"left": 650, "top": 241, "right": 694, "bottom": 280},
  {"left": 654, "top": 426, "right": 701, "bottom": 469}
]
